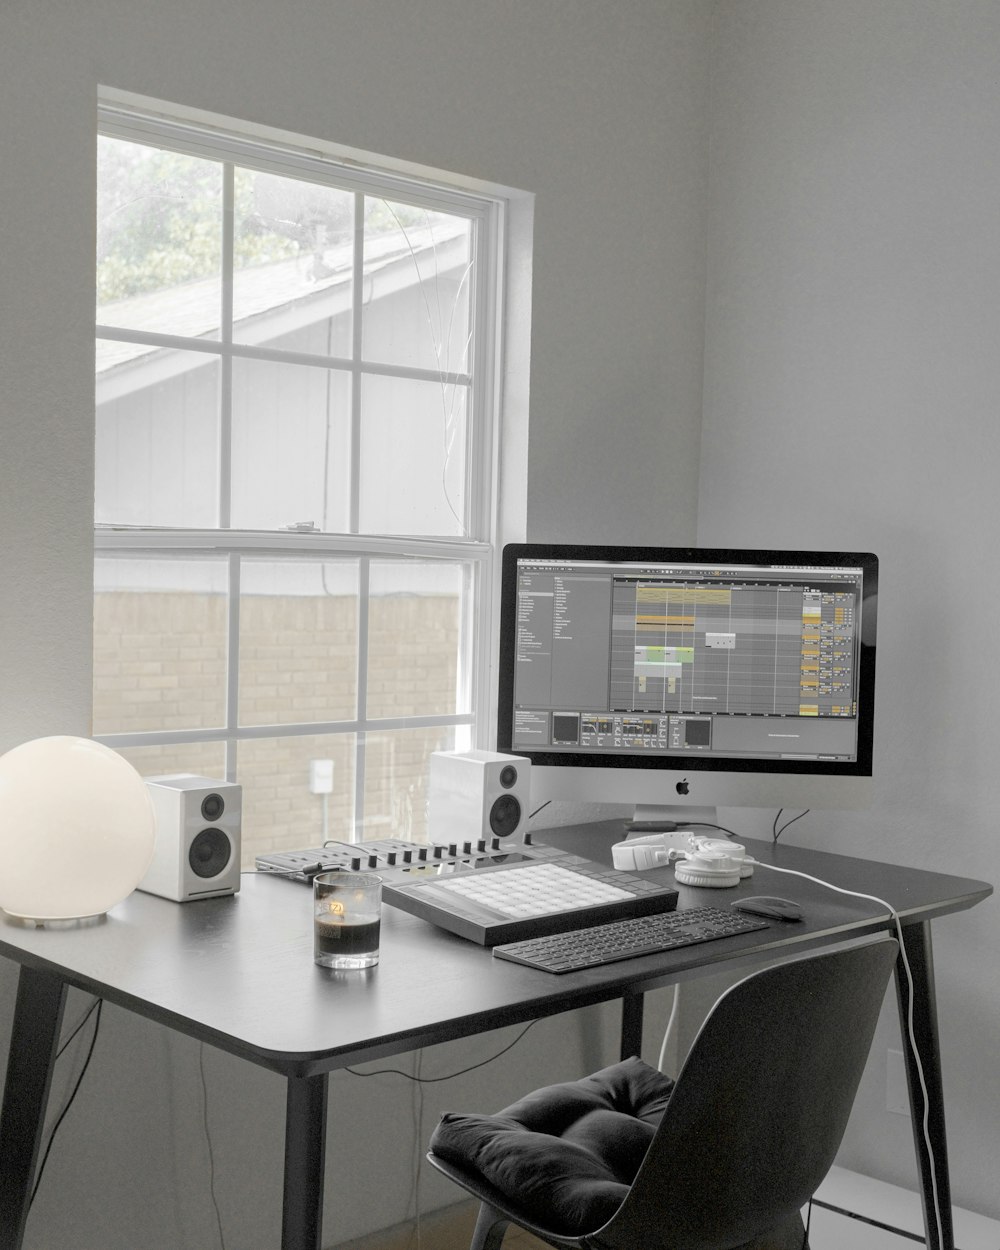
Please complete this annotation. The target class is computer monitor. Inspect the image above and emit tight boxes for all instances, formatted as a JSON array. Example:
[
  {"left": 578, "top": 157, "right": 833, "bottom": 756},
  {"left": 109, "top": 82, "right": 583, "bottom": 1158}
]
[{"left": 496, "top": 545, "right": 878, "bottom": 828}]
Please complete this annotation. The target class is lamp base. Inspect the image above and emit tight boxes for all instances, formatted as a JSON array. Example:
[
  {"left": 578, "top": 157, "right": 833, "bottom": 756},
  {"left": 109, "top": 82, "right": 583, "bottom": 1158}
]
[{"left": 3, "top": 912, "right": 106, "bottom": 930}]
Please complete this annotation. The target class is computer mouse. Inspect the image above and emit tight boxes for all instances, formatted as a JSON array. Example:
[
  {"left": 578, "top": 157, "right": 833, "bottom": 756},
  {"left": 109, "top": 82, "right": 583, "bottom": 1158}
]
[{"left": 732, "top": 895, "right": 804, "bottom": 922}]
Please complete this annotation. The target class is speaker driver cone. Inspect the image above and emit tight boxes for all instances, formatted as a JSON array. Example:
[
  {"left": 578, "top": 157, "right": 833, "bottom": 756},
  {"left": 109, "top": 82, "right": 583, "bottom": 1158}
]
[
  {"left": 489, "top": 794, "right": 522, "bottom": 837},
  {"left": 189, "top": 827, "right": 232, "bottom": 878}
]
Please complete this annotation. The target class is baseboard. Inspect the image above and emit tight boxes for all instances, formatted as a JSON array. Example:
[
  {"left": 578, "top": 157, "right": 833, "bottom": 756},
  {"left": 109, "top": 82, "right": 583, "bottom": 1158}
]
[{"left": 808, "top": 1167, "right": 1000, "bottom": 1250}]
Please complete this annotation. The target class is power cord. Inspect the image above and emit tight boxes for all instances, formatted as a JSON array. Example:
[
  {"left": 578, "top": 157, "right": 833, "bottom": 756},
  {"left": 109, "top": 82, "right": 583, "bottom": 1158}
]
[
  {"left": 742, "top": 857, "right": 944, "bottom": 1250},
  {"left": 344, "top": 1019, "right": 537, "bottom": 1082},
  {"left": 654, "top": 851, "right": 941, "bottom": 1250},
  {"left": 772, "top": 808, "right": 809, "bottom": 842},
  {"left": 198, "top": 1043, "right": 227, "bottom": 1250},
  {"left": 30, "top": 997, "right": 104, "bottom": 1207}
]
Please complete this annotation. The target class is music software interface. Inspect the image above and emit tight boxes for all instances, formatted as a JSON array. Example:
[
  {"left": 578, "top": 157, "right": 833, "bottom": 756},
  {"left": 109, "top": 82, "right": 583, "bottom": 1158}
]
[{"left": 511, "top": 557, "right": 867, "bottom": 764}]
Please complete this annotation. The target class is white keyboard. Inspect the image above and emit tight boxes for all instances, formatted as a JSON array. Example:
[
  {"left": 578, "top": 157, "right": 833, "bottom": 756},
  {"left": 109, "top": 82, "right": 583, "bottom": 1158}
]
[{"left": 429, "top": 861, "right": 635, "bottom": 919}]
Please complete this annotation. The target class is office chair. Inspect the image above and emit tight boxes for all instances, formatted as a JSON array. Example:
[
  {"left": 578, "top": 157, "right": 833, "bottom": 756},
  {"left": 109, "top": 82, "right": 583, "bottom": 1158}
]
[{"left": 428, "top": 935, "right": 898, "bottom": 1250}]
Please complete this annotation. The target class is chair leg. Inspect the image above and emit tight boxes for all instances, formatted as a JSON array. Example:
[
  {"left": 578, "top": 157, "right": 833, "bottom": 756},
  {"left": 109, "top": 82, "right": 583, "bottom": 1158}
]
[{"left": 469, "top": 1201, "right": 512, "bottom": 1250}]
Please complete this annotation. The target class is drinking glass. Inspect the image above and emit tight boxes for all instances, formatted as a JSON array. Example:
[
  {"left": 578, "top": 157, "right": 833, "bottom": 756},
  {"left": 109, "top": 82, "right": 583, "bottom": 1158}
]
[{"left": 313, "top": 871, "right": 382, "bottom": 969}]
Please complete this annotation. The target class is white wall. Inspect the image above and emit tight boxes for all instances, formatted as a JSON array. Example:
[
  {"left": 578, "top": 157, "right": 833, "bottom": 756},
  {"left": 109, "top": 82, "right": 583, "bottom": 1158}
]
[
  {"left": 0, "top": 2, "right": 711, "bottom": 1246},
  {"left": 701, "top": 0, "right": 1000, "bottom": 1222}
]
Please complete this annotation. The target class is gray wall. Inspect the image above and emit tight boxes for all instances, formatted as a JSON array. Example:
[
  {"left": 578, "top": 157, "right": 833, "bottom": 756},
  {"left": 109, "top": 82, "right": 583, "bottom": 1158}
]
[
  {"left": 701, "top": 0, "right": 1000, "bottom": 1221},
  {"left": 0, "top": 2, "right": 710, "bottom": 1246},
  {"left": 4, "top": 0, "right": 998, "bottom": 1242}
]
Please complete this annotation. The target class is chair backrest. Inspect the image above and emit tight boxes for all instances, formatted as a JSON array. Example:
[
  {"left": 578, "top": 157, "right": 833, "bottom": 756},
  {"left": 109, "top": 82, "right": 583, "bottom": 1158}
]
[{"left": 587, "top": 935, "right": 898, "bottom": 1250}]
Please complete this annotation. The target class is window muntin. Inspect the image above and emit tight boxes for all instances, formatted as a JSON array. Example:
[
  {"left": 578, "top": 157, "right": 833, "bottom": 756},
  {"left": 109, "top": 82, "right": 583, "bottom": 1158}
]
[{"left": 94, "top": 108, "right": 500, "bottom": 862}]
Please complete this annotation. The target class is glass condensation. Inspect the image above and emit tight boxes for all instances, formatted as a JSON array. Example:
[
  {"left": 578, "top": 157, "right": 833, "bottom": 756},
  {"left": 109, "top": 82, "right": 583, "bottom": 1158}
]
[
  {"left": 93, "top": 557, "right": 229, "bottom": 735},
  {"left": 362, "top": 200, "right": 473, "bottom": 375},
  {"left": 238, "top": 559, "right": 358, "bottom": 727},
  {"left": 97, "top": 136, "right": 222, "bottom": 339},
  {"left": 359, "top": 374, "right": 468, "bottom": 536},
  {"left": 237, "top": 733, "right": 357, "bottom": 866},
  {"left": 232, "top": 169, "right": 354, "bottom": 357},
  {"left": 95, "top": 352, "right": 220, "bottom": 528},
  {"left": 230, "top": 357, "right": 351, "bottom": 532},
  {"left": 367, "top": 561, "right": 470, "bottom": 720}
]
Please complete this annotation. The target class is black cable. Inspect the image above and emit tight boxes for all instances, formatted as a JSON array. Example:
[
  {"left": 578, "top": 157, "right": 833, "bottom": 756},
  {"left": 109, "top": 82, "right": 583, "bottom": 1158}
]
[
  {"left": 682, "top": 821, "right": 740, "bottom": 839},
  {"left": 199, "top": 1044, "right": 227, "bottom": 1250},
  {"left": 773, "top": 809, "right": 809, "bottom": 843},
  {"left": 30, "top": 999, "right": 104, "bottom": 1206},
  {"left": 528, "top": 799, "right": 551, "bottom": 821},
  {"left": 345, "top": 1020, "right": 537, "bottom": 1083},
  {"left": 55, "top": 997, "right": 102, "bottom": 1059}
]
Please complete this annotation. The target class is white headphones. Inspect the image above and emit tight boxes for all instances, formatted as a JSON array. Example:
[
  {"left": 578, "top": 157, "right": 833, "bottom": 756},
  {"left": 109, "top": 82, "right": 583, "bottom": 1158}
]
[
  {"left": 612, "top": 831, "right": 755, "bottom": 887},
  {"left": 672, "top": 838, "right": 754, "bottom": 888}
]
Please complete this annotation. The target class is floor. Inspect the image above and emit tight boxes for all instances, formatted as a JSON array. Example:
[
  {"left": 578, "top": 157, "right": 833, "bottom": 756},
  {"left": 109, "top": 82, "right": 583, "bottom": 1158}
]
[
  {"left": 329, "top": 1201, "right": 546, "bottom": 1250},
  {"left": 331, "top": 1168, "right": 1000, "bottom": 1249}
]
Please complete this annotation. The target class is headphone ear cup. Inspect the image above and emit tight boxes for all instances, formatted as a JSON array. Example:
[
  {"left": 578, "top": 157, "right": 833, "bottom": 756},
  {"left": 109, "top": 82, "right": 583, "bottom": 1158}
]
[{"left": 674, "top": 860, "right": 741, "bottom": 888}]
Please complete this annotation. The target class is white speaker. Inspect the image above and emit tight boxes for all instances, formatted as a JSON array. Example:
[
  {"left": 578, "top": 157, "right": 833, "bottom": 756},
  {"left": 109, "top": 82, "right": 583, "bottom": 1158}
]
[
  {"left": 428, "top": 750, "right": 531, "bottom": 843},
  {"left": 138, "top": 775, "right": 241, "bottom": 902}
]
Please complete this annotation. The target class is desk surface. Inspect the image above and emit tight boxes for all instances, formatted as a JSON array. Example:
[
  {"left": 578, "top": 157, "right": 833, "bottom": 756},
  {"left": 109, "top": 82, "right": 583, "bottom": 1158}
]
[{"left": 0, "top": 823, "right": 991, "bottom": 1078}]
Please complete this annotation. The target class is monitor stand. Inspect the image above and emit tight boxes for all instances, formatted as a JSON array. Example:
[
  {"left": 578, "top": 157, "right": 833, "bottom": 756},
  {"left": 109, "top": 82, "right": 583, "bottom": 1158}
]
[{"left": 626, "top": 805, "right": 718, "bottom": 835}]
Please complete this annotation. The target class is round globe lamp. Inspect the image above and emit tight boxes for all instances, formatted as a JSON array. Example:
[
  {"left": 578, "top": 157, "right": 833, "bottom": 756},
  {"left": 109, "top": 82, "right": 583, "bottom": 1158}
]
[{"left": 0, "top": 736, "right": 156, "bottom": 926}]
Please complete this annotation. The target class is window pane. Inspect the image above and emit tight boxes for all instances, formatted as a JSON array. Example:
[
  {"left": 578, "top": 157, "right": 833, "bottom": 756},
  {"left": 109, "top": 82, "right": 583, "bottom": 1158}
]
[
  {"left": 362, "top": 726, "right": 457, "bottom": 843},
  {"left": 363, "top": 200, "right": 473, "bottom": 375},
  {"left": 238, "top": 733, "right": 356, "bottom": 865},
  {"left": 97, "top": 136, "right": 222, "bottom": 338},
  {"left": 233, "top": 169, "right": 354, "bottom": 357},
  {"left": 93, "top": 557, "right": 229, "bottom": 734},
  {"left": 359, "top": 375, "right": 468, "bottom": 536},
  {"left": 230, "top": 357, "right": 351, "bottom": 531},
  {"left": 367, "top": 561, "right": 470, "bottom": 719},
  {"left": 114, "top": 741, "right": 227, "bottom": 781},
  {"left": 95, "top": 352, "right": 219, "bottom": 527},
  {"left": 239, "top": 559, "right": 358, "bottom": 726}
]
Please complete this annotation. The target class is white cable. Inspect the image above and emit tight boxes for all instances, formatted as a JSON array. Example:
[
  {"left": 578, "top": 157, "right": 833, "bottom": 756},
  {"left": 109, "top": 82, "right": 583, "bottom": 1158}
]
[
  {"left": 656, "top": 983, "right": 680, "bottom": 1073},
  {"left": 745, "top": 858, "right": 944, "bottom": 1250}
]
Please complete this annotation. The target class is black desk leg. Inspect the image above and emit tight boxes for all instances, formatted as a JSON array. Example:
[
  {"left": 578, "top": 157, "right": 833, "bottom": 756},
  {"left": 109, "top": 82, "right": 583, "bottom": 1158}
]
[
  {"left": 0, "top": 966, "right": 68, "bottom": 1250},
  {"left": 895, "top": 920, "right": 953, "bottom": 1250},
  {"left": 282, "top": 1072, "right": 328, "bottom": 1250},
  {"left": 620, "top": 989, "right": 644, "bottom": 1059}
]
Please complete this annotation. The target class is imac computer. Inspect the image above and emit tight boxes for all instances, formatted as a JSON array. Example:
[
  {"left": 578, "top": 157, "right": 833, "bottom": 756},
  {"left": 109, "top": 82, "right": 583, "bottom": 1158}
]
[{"left": 496, "top": 545, "right": 878, "bottom": 828}]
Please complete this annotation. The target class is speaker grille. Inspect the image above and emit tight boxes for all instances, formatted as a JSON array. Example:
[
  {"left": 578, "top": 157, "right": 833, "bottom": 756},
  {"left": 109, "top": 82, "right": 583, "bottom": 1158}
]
[
  {"left": 489, "top": 794, "right": 522, "bottom": 837},
  {"left": 189, "top": 827, "right": 232, "bottom": 879}
]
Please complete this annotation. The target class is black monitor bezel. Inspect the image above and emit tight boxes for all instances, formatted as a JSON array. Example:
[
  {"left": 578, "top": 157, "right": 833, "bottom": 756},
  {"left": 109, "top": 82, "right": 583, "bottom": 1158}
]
[{"left": 496, "top": 544, "right": 878, "bottom": 778}]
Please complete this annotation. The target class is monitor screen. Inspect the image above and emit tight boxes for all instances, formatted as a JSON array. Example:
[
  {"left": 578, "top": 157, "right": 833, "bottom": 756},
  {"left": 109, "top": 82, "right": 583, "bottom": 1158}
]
[{"left": 496, "top": 545, "right": 878, "bottom": 825}]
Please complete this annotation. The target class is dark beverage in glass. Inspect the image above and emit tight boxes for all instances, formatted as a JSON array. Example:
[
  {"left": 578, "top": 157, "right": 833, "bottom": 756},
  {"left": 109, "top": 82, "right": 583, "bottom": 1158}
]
[{"left": 315, "top": 917, "right": 380, "bottom": 961}]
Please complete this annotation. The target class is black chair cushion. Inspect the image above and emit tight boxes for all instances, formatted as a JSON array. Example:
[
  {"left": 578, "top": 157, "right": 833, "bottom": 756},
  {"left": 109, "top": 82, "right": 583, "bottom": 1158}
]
[{"left": 429, "top": 1056, "right": 675, "bottom": 1235}]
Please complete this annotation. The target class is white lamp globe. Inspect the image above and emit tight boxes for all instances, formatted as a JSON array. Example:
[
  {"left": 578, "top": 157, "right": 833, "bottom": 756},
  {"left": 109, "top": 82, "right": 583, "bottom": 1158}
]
[{"left": 0, "top": 736, "right": 156, "bottom": 924}]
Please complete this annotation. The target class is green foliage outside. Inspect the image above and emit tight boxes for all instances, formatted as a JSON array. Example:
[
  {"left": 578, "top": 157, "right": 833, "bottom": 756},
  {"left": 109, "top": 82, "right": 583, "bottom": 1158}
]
[{"left": 97, "top": 136, "right": 435, "bottom": 307}]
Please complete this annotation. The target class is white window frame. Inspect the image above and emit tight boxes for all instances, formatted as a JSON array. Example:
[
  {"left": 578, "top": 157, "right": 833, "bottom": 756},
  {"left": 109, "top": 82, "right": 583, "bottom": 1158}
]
[{"left": 94, "top": 96, "right": 513, "bottom": 839}]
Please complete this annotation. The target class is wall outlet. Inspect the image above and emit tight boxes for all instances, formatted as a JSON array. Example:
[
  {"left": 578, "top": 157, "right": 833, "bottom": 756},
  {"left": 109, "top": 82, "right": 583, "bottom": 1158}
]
[
  {"left": 309, "top": 759, "right": 335, "bottom": 795},
  {"left": 886, "top": 1048, "right": 911, "bottom": 1116}
]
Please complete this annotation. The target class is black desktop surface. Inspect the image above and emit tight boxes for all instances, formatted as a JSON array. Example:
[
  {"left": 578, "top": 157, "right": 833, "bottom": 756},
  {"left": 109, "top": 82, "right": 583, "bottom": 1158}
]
[
  {"left": 0, "top": 821, "right": 990, "bottom": 1079},
  {"left": 0, "top": 819, "right": 992, "bottom": 1250}
]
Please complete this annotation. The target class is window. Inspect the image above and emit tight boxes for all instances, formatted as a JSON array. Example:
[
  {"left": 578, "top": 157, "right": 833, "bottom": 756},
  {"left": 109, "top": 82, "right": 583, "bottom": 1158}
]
[{"left": 94, "top": 102, "right": 507, "bottom": 863}]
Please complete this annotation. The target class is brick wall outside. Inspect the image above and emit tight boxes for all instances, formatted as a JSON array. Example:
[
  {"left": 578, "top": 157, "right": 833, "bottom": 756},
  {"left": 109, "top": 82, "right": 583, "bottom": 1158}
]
[{"left": 94, "top": 590, "right": 462, "bottom": 865}]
